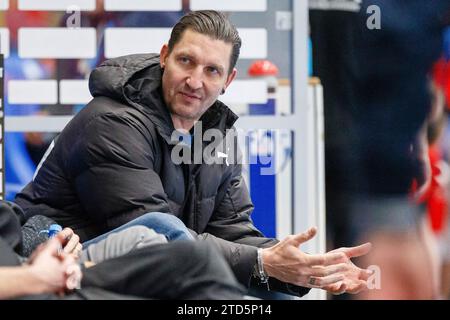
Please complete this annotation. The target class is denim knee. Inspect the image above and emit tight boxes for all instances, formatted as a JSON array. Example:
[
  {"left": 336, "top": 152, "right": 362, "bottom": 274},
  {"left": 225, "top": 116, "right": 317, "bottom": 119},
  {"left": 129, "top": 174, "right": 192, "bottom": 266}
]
[
  {"left": 139, "top": 212, "right": 194, "bottom": 241},
  {"left": 141, "top": 212, "right": 184, "bottom": 227}
]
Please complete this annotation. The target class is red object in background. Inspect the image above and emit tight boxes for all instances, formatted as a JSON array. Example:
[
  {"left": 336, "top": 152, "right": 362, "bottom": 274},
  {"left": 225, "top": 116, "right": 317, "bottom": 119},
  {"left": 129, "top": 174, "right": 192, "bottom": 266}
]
[
  {"left": 422, "top": 57, "right": 450, "bottom": 234},
  {"left": 432, "top": 57, "right": 450, "bottom": 108},
  {"left": 417, "top": 145, "right": 449, "bottom": 234},
  {"left": 6, "top": 5, "right": 57, "bottom": 44},
  {"left": 248, "top": 60, "right": 279, "bottom": 77}
]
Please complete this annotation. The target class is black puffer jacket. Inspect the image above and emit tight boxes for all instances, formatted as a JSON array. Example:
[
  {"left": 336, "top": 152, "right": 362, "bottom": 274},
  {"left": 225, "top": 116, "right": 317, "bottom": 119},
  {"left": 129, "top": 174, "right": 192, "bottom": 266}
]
[{"left": 15, "top": 54, "right": 308, "bottom": 296}]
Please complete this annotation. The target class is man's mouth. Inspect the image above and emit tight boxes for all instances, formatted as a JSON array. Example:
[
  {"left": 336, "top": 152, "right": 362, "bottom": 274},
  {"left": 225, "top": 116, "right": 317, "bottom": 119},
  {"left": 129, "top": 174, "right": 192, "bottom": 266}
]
[{"left": 179, "top": 92, "right": 201, "bottom": 100}]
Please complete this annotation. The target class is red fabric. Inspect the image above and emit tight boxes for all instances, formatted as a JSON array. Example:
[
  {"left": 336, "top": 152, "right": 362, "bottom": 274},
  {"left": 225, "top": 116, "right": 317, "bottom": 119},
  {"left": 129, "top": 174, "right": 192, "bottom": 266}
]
[
  {"left": 418, "top": 145, "right": 449, "bottom": 234},
  {"left": 432, "top": 58, "right": 450, "bottom": 108}
]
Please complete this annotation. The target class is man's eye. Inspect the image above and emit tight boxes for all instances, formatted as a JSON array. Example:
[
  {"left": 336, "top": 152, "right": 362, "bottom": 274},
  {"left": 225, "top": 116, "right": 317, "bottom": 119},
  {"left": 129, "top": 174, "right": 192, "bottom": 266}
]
[
  {"left": 207, "top": 67, "right": 219, "bottom": 75},
  {"left": 179, "top": 57, "right": 190, "bottom": 64}
]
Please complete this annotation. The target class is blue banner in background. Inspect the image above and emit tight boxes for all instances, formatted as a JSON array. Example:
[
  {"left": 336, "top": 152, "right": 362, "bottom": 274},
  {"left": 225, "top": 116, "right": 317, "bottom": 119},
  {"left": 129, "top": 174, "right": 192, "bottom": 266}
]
[
  {"left": 444, "top": 27, "right": 450, "bottom": 60},
  {"left": 248, "top": 97, "right": 277, "bottom": 238}
]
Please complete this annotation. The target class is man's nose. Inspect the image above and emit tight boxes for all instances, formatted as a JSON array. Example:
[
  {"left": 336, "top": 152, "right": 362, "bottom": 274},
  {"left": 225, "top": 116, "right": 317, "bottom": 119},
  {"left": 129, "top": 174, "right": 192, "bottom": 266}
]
[{"left": 186, "top": 68, "right": 203, "bottom": 90}]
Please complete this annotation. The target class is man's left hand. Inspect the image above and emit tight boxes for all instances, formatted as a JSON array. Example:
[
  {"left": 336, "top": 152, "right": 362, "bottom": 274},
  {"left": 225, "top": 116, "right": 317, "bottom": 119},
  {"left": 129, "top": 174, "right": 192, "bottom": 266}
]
[
  {"left": 320, "top": 243, "right": 373, "bottom": 295},
  {"left": 59, "top": 228, "right": 83, "bottom": 258}
]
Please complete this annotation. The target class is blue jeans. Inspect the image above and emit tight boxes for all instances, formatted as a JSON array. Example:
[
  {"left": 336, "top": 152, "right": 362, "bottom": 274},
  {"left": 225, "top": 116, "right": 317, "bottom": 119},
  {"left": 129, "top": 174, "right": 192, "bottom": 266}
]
[{"left": 83, "top": 212, "right": 194, "bottom": 247}]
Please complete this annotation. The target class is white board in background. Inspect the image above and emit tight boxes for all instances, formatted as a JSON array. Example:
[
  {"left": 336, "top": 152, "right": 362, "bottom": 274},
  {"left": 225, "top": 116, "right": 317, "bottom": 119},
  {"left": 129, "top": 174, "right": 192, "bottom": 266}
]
[
  {"left": 239, "top": 28, "right": 267, "bottom": 59},
  {"left": 8, "top": 80, "right": 58, "bottom": 104},
  {"left": 190, "top": 0, "right": 267, "bottom": 12},
  {"left": 0, "top": 28, "right": 10, "bottom": 58},
  {"left": 221, "top": 80, "right": 267, "bottom": 104},
  {"left": 18, "top": 0, "right": 95, "bottom": 11},
  {"left": 60, "top": 80, "right": 92, "bottom": 105},
  {"left": 0, "top": 0, "right": 8, "bottom": 10},
  {"left": 18, "top": 28, "right": 96, "bottom": 59},
  {"left": 105, "top": 0, "right": 181, "bottom": 11},
  {"left": 104, "top": 28, "right": 171, "bottom": 58}
]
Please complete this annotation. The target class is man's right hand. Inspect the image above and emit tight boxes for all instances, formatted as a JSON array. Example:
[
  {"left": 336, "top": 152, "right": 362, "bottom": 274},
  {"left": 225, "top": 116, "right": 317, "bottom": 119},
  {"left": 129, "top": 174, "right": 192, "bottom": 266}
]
[{"left": 261, "top": 227, "right": 372, "bottom": 291}]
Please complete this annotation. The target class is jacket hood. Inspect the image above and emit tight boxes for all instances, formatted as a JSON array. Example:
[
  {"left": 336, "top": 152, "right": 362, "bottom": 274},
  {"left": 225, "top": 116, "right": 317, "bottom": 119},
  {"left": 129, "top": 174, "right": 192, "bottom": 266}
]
[
  {"left": 89, "top": 53, "right": 239, "bottom": 142},
  {"left": 89, "top": 53, "right": 161, "bottom": 102}
]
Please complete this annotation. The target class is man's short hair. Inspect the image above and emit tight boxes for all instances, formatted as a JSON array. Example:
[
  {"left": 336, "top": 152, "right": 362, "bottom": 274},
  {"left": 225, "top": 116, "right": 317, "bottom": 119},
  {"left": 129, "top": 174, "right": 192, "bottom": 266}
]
[{"left": 168, "top": 10, "right": 241, "bottom": 74}]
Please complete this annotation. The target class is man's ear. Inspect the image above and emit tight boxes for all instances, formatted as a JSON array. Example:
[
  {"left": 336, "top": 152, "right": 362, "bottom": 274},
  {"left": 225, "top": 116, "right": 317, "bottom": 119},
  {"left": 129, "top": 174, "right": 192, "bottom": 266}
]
[
  {"left": 160, "top": 44, "right": 169, "bottom": 68},
  {"left": 224, "top": 68, "right": 237, "bottom": 90}
]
